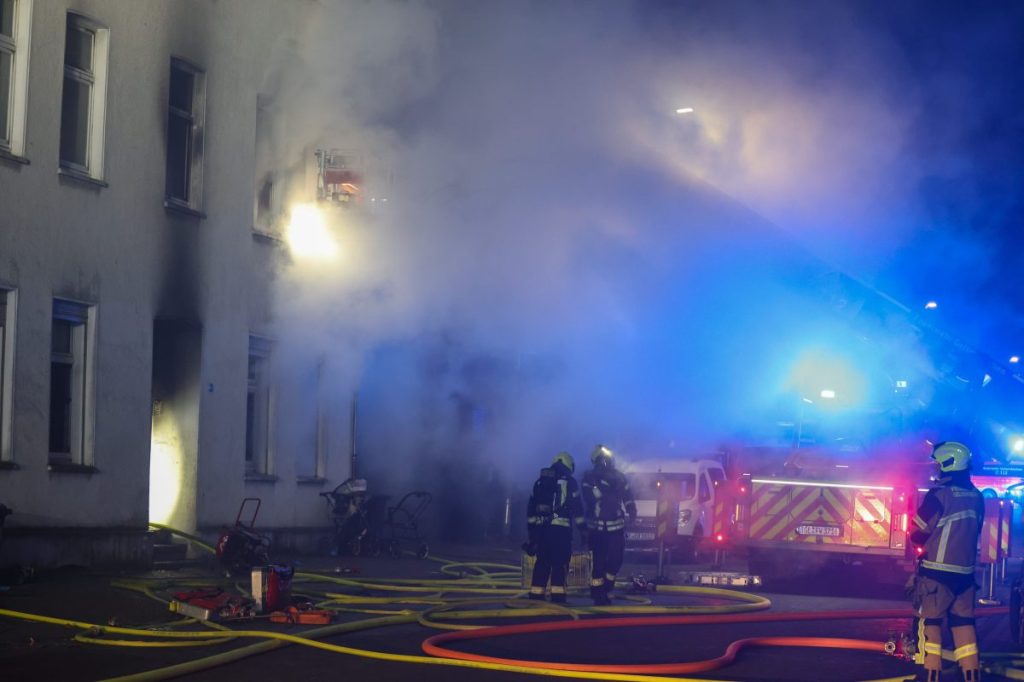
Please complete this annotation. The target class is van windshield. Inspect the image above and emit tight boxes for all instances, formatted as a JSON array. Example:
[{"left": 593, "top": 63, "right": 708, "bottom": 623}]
[{"left": 630, "top": 473, "right": 697, "bottom": 502}]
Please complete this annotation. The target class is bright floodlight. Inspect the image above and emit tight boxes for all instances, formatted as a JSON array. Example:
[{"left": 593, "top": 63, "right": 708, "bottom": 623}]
[
  {"left": 1011, "top": 356, "right": 1020, "bottom": 364},
  {"left": 895, "top": 380, "right": 908, "bottom": 389},
  {"left": 820, "top": 389, "right": 836, "bottom": 399},
  {"left": 675, "top": 107, "right": 695, "bottom": 114},
  {"left": 1013, "top": 438, "right": 1024, "bottom": 454},
  {"left": 924, "top": 301, "right": 938, "bottom": 310},
  {"left": 286, "top": 204, "right": 338, "bottom": 260}
]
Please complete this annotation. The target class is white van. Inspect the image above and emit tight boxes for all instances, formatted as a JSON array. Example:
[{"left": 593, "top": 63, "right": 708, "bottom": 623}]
[{"left": 622, "top": 458, "right": 727, "bottom": 561}]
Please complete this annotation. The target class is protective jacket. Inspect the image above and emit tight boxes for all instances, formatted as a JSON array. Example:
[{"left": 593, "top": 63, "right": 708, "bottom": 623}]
[
  {"left": 581, "top": 466, "right": 636, "bottom": 532},
  {"left": 911, "top": 472, "right": 984, "bottom": 584},
  {"left": 527, "top": 463, "right": 585, "bottom": 531}
]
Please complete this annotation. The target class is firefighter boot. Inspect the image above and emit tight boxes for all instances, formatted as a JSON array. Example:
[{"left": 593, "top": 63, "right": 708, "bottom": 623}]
[
  {"left": 591, "top": 582, "right": 611, "bottom": 606},
  {"left": 961, "top": 669, "right": 980, "bottom": 682},
  {"left": 603, "top": 575, "right": 616, "bottom": 602}
]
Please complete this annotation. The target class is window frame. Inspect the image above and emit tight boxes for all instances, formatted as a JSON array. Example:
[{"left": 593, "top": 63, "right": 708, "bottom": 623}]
[
  {"left": 698, "top": 473, "right": 712, "bottom": 504},
  {"left": 0, "top": 0, "right": 32, "bottom": 158},
  {"left": 297, "top": 359, "right": 328, "bottom": 481},
  {"left": 245, "top": 335, "right": 274, "bottom": 477},
  {"left": 164, "top": 56, "right": 206, "bottom": 212},
  {"left": 48, "top": 298, "right": 96, "bottom": 467},
  {"left": 0, "top": 288, "right": 15, "bottom": 464},
  {"left": 59, "top": 11, "right": 109, "bottom": 179}
]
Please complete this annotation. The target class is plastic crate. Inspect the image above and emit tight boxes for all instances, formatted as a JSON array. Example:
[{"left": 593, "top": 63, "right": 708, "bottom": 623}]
[{"left": 521, "top": 550, "right": 593, "bottom": 589}]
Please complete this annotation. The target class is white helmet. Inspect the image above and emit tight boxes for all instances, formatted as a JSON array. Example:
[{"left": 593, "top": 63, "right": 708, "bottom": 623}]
[
  {"left": 591, "top": 444, "right": 614, "bottom": 465},
  {"left": 931, "top": 441, "right": 971, "bottom": 473},
  {"left": 552, "top": 451, "right": 575, "bottom": 473}
]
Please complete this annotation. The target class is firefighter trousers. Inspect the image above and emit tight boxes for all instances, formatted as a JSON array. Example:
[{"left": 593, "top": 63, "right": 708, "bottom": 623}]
[
  {"left": 589, "top": 529, "right": 625, "bottom": 600},
  {"left": 530, "top": 525, "right": 572, "bottom": 598}
]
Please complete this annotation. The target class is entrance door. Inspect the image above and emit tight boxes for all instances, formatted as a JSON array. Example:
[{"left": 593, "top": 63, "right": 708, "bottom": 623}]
[{"left": 148, "top": 319, "right": 202, "bottom": 532}]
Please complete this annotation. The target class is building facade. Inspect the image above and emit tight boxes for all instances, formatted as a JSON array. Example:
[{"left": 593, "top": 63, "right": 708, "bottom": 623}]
[{"left": 0, "top": 0, "right": 350, "bottom": 567}]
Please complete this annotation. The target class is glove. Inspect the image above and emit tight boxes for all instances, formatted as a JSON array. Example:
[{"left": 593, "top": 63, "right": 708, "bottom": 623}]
[{"left": 521, "top": 542, "right": 538, "bottom": 557}]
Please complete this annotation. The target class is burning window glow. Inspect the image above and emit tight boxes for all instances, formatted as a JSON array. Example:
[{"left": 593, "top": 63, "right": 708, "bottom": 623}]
[{"left": 286, "top": 204, "right": 339, "bottom": 260}]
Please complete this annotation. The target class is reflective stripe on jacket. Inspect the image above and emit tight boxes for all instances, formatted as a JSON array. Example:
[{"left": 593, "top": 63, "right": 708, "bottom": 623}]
[
  {"left": 581, "top": 465, "right": 636, "bottom": 533},
  {"left": 918, "top": 484, "right": 983, "bottom": 575},
  {"left": 527, "top": 466, "right": 585, "bottom": 530}
]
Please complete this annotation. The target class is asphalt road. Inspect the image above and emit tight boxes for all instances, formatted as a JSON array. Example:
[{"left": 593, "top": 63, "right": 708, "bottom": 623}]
[{"left": 0, "top": 545, "right": 1018, "bottom": 681}]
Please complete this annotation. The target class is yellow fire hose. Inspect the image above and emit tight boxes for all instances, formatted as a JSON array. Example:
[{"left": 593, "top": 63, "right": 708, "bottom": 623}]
[{"left": 1, "top": 522, "right": 1011, "bottom": 681}]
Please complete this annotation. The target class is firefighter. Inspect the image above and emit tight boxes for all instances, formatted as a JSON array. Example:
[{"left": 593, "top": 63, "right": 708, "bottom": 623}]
[
  {"left": 525, "top": 451, "right": 585, "bottom": 602},
  {"left": 909, "top": 441, "right": 984, "bottom": 682},
  {"left": 581, "top": 444, "right": 636, "bottom": 605}
]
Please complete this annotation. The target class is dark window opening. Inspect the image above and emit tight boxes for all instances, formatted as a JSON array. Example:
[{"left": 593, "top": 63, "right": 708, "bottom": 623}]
[{"left": 49, "top": 361, "right": 72, "bottom": 455}]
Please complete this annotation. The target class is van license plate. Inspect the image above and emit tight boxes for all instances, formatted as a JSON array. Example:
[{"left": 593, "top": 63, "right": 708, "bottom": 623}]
[
  {"left": 627, "top": 532, "right": 655, "bottom": 541},
  {"left": 795, "top": 524, "right": 842, "bottom": 537}
]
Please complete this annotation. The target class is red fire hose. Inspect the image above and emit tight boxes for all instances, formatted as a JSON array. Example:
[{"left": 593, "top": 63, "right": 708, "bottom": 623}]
[{"left": 422, "top": 607, "right": 1008, "bottom": 675}]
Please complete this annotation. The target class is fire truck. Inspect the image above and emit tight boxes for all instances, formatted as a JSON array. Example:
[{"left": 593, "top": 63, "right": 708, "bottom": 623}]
[{"left": 723, "top": 446, "right": 934, "bottom": 583}]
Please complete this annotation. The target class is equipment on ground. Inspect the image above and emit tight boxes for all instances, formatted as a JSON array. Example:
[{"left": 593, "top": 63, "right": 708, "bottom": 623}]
[
  {"left": 627, "top": 574, "right": 658, "bottom": 593},
  {"left": 215, "top": 498, "right": 270, "bottom": 576},
  {"left": 269, "top": 605, "right": 334, "bottom": 625},
  {"left": 521, "top": 550, "right": 592, "bottom": 590},
  {"left": 169, "top": 587, "right": 255, "bottom": 621},
  {"left": 251, "top": 564, "right": 294, "bottom": 613}
]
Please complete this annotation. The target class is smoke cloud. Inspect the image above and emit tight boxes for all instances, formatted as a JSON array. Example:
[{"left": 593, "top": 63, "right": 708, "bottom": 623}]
[{"left": 263, "top": 1, "right": 1024, "bottom": 539}]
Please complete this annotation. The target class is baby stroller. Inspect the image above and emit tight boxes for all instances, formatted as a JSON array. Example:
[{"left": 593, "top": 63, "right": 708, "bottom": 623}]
[
  {"left": 381, "top": 491, "right": 432, "bottom": 559},
  {"left": 319, "top": 478, "right": 370, "bottom": 556}
]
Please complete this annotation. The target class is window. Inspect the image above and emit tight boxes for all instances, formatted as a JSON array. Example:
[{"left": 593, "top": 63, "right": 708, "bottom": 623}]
[
  {"left": 0, "top": 0, "right": 32, "bottom": 156},
  {"left": 49, "top": 299, "right": 95, "bottom": 466},
  {"left": 0, "top": 289, "right": 14, "bottom": 463},
  {"left": 698, "top": 474, "right": 711, "bottom": 503},
  {"left": 253, "top": 95, "right": 278, "bottom": 232},
  {"left": 165, "top": 58, "right": 205, "bottom": 209},
  {"left": 245, "top": 336, "right": 273, "bottom": 475},
  {"left": 297, "top": 360, "right": 327, "bottom": 480},
  {"left": 59, "top": 12, "right": 109, "bottom": 178},
  {"left": 708, "top": 466, "right": 726, "bottom": 489}
]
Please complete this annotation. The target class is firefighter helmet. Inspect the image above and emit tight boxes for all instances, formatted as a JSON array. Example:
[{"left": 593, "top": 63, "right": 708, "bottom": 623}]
[
  {"left": 552, "top": 451, "right": 574, "bottom": 472},
  {"left": 591, "top": 444, "right": 614, "bottom": 465},
  {"left": 931, "top": 441, "right": 971, "bottom": 473}
]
